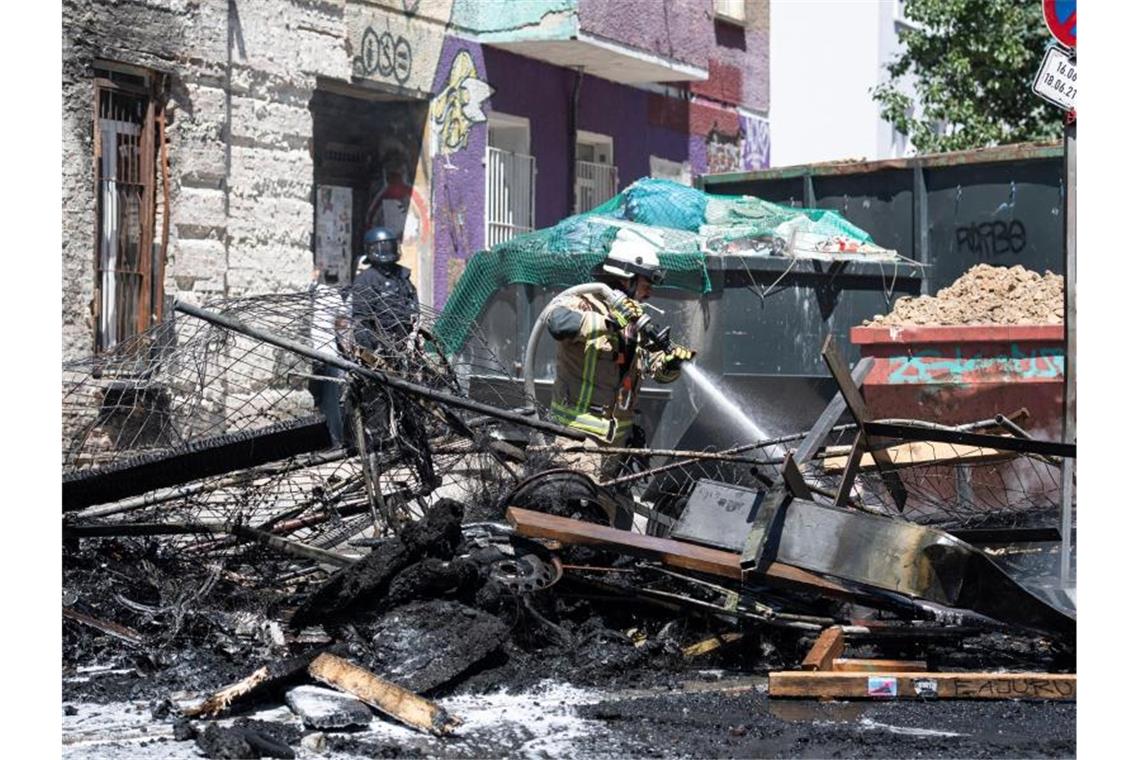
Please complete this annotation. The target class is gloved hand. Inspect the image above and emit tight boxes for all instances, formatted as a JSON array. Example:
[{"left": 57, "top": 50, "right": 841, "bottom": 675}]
[
  {"left": 662, "top": 344, "right": 696, "bottom": 372},
  {"left": 608, "top": 296, "right": 644, "bottom": 329}
]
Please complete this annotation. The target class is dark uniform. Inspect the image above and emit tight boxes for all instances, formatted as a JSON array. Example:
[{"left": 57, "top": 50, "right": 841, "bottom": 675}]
[{"left": 350, "top": 263, "right": 418, "bottom": 352}]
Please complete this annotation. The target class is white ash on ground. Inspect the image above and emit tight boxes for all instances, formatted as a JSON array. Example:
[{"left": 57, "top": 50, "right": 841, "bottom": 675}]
[{"left": 864, "top": 264, "right": 1063, "bottom": 327}]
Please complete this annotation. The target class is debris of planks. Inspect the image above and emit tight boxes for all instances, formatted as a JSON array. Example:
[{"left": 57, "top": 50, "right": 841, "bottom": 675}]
[
  {"left": 308, "top": 653, "right": 462, "bottom": 736},
  {"left": 770, "top": 624, "right": 1075, "bottom": 701}
]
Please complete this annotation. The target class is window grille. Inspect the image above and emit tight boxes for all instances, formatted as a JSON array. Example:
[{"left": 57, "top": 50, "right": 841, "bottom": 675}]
[
  {"left": 485, "top": 146, "right": 536, "bottom": 248},
  {"left": 574, "top": 160, "right": 619, "bottom": 214},
  {"left": 94, "top": 71, "right": 160, "bottom": 352}
]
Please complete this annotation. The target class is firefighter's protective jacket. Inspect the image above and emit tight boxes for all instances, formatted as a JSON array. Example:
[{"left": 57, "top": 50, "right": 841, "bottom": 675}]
[{"left": 547, "top": 291, "right": 681, "bottom": 444}]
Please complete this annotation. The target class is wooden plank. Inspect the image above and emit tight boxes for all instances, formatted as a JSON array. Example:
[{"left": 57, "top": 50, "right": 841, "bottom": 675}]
[
  {"left": 780, "top": 452, "right": 813, "bottom": 499},
  {"left": 507, "top": 507, "right": 851, "bottom": 599},
  {"left": 308, "top": 653, "right": 461, "bottom": 736},
  {"left": 683, "top": 632, "right": 745, "bottom": 658},
  {"left": 832, "top": 658, "right": 927, "bottom": 673},
  {"left": 801, "top": 626, "right": 844, "bottom": 671},
  {"left": 508, "top": 506, "right": 743, "bottom": 579},
  {"left": 62, "top": 607, "right": 144, "bottom": 646},
  {"left": 820, "top": 336, "right": 907, "bottom": 510},
  {"left": 739, "top": 485, "right": 788, "bottom": 572},
  {"left": 832, "top": 431, "right": 866, "bottom": 507},
  {"left": 769, "top": 670, "right": 1075, "bottom": 701},
  {"left": 794, "top": 356, "right": 873, "bottom": 466},
  {"left": 822, "top": 440, "right": 1015, "bottom": 473}
]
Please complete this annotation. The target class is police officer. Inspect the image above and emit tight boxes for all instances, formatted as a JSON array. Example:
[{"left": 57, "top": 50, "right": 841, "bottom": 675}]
[{"left": 351, "top": 226, "right": 418, "bottom": 352}]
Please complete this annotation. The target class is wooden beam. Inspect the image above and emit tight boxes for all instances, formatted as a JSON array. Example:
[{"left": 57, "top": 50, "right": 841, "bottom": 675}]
[
  {"left": 308, "top": 653, "right": 461, "bottom": 736},
  {"left": 780, "top": 453, "right": 813, "bottom": 499},
  {"left": 832, "top": 658, "right": 927, "bottom": 673},
  {"left": 832, "top": 432, "right": 866, "bottom": 507},
  {"left": 508, "top": 507, "right": 743, "bottom": 579},
  {"left": 794, "top": 356, "right": 873, "bottom": 466},
  {"left": 769, "top": 670, "right": 1075, "bottom": 701},
  {"left": 801, "top": 626, "right": 844, "bottom": 671},
  {"left": 506, "top": 507, "right": 850, "bottom": 599},
  {"left": 820, "top": 335, "right": 908, "bottom": 510}
]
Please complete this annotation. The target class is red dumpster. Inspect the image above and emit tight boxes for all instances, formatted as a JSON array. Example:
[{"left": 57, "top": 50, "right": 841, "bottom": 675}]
[{"left": 849, "top": 324, "right": 1065, "bottom": 437}]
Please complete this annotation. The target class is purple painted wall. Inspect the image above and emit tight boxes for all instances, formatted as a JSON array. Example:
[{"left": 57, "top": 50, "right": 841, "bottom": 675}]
[
  {"left": 484, "top": 48, "right": 690, "bottom": 229},
  {"left": 430, "top": 37, "right": 489, "bottom": 307},
  {"left": 577, "top": 0, "right": 712, "bottom": 70}
]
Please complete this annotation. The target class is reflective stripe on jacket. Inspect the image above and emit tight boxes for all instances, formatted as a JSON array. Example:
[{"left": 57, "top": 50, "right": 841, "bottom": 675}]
[{"left": 549, "top": 291, "right": 680, "bottom": 444}]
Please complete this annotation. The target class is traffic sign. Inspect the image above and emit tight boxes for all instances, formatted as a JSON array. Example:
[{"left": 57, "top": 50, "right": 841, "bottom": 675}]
[
  {"left": 1032, "top": 46, "right": 1076, "bottom": 112},
  {"left": 1042, "top": 0, "right": 1076, "bottom": 50}
]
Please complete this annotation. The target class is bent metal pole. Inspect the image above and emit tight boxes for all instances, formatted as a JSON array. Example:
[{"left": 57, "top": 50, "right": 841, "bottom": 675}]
[{"left": 173, "top": 300, "right": 587, "bottom": 442}]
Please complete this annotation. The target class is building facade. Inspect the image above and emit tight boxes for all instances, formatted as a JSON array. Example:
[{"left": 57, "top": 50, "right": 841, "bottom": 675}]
[
  {"left": 769, "top": 0, "right": 917, "bottom": 167},
  {"left": 62, "top": 0, "right": 770, "bottom": 360}
]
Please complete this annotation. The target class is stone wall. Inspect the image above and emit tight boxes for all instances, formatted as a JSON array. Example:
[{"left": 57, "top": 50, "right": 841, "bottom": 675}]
[{"left": 63, "top": 0, "right": 362, "bottom": 361}]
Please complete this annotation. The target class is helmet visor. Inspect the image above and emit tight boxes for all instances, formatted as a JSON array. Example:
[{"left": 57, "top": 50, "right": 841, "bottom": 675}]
[{"left": 366, "top": 239, "right": 399, "bottom": 262}]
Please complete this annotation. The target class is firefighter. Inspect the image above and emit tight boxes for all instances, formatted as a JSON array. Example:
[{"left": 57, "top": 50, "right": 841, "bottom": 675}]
[{"left": 546, "top": 242, "right": 695, "bottom": 493}]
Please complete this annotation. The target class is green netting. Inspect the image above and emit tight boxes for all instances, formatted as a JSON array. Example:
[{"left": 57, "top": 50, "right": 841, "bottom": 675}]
[{"left": 434, "top": 177, "right": 877, "bottom": 355}]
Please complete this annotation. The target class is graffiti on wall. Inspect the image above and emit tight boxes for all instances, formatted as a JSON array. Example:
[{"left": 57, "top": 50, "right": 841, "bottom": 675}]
[
  {"left": 741, "top": 113, "right": 770, "bottom": 170},
  {"left": 706, "top": 130, "right": 742, "bottom": 175},
  {"left": 354, "top": 27, "right": 414, "bottom": 85},
  {"left": 430, "top": 50, "right": 493, "bottom": 156}
]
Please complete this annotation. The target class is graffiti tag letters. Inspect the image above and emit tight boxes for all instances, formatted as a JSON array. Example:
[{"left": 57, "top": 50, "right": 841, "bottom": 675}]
[
  {"left": 950, "top": 677, "right": 1074, "bottom": 699},
  {"left": 955, "top": 219, "right": 1026, "bottom": 258},
  {"left": 887, "top": 344, "right": 1064, "bottom": 385},
  {"left": 355, "top": 27, "right": 413, "bottom": 85}
]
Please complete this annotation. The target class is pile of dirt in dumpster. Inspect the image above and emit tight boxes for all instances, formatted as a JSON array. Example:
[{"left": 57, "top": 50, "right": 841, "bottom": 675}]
[{"left": 865, "top": 264, "right": 1063, "bottom": 327}]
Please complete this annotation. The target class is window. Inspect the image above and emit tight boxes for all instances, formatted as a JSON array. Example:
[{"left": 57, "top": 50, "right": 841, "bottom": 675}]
[
  {"left": 575, "top": 130, "right": 618, "bottom": 213},
  {"left": 93, "top": 64, "right": 166, "bottom": 352},
  {"left": 714, "top": 0, "right": 747, "bottom": 26},
  {"left": 485, "top": 113, "right": 535, "bottom": 248}
]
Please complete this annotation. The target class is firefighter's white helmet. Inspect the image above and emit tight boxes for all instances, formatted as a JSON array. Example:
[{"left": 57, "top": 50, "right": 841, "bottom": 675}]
[{"left": 601, "top": 232, "right": 665, "bottom": 284}]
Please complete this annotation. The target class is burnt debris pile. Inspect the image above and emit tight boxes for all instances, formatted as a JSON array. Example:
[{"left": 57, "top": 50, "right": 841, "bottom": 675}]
[{"left": 62, "top": 291, "right": 1075, "bottom": 755}]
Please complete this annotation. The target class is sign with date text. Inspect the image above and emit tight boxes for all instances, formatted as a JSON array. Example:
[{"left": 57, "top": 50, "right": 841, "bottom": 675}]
[{"left": 1032, "top": 47, "right": 1076, "bottom": 112}]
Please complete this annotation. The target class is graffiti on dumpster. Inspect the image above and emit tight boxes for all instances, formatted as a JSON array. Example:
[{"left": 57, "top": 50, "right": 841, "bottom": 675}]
[
  {"left": 887, "top": 344, "right": 1064, "bottom": 385},
  {"left": 954, "top": 219, "right": 1027, "bottom": 259},
  {"left": 354, "top": 27, "right": 414, "bottom": 85}
]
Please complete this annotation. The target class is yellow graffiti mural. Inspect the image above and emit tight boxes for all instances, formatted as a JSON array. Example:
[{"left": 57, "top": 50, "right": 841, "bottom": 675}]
[{"left": 431, "top": 50, "right": 493, "bottom": 155}]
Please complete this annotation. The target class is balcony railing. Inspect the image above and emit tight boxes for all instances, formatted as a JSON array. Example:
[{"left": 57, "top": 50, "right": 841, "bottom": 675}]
[
  {"left": 485, "top": 146, "right": 536, "bottom": 248},
  {"left": 575, "top": 160, "right": 618, "bottom": 214}
]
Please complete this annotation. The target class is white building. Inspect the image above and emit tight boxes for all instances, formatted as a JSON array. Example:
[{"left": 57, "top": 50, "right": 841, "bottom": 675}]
[{"left": 769, "top": 0, "right": 919, "bottom": 167}]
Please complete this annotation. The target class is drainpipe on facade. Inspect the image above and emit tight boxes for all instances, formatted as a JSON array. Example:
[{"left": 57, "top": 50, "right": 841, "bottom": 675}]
[{"left": 568, "top": 66, "right": 583, "bottom": 217}]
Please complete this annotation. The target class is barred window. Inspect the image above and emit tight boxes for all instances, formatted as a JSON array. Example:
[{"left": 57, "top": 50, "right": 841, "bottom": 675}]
[{"left": 93, "top": 65, "right": 167, "bottom": 352}]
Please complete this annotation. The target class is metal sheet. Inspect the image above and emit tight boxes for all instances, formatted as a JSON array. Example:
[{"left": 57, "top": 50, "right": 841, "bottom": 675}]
[
  {"left": 670, "top": 479, "right": 766, "bottom": 551},
  {"left": 770, "top": 497, "right": 1075, "bottom": 638}
]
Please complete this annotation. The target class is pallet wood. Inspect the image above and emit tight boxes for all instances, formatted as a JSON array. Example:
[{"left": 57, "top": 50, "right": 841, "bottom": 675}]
[
  {"left": 822, "top": 440, "right": 1015, "bottom": 473},
  {"left": 308, "top": 653, "right": 461, "bottom": 736},
  {"left": 769, "top": 670, "right": 1075, "bottom": 701}
]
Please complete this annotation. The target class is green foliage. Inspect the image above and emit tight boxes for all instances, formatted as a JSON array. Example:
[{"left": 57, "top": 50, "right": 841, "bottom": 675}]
[{"left": 873, "top": 0, "right": 1064, "bottom": 152}]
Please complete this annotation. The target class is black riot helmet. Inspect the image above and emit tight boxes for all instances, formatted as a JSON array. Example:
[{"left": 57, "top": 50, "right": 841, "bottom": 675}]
[{"left": 363, "top": 226, "right": 400, "bottom": 267}]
